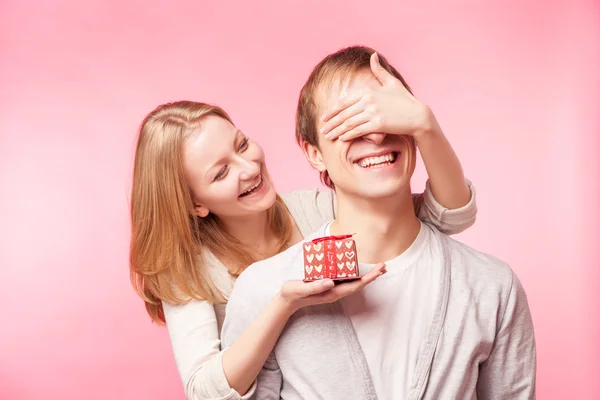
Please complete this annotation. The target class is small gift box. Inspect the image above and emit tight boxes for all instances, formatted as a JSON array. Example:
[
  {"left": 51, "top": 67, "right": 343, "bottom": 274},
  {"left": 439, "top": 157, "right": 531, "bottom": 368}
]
[{"left": 303, "top": 234, "right": 359, "bottom": 281}]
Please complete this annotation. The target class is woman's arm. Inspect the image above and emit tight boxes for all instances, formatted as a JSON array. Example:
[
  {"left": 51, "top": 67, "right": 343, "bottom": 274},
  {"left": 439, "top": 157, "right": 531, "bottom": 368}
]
[
  {"left": 220, "top": 293, "right": 294, "bottom": 395},
  {"left": 162, "top": 299, "right": 244, "bottom": 400},
  {"left": 411, "top": 123, "right": 478, "bottom": 234},
  {"left": 164, "top": 265, "right": 386, "bottom": 399},
  {"left": 221, "top": 264, "right": 386, "bottom": 395},
  {"left": 317, "top": 52, "right": 476, "bottom": 234},
  {"left": 413, "top": 124, "right": 470, "bottom": 210}
]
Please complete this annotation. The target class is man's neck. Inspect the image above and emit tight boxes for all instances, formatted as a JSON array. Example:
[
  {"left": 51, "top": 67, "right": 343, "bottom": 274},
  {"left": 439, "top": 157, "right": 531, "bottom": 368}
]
[{"left": 331, "top": 188, "right": 420, "bottom": 264}]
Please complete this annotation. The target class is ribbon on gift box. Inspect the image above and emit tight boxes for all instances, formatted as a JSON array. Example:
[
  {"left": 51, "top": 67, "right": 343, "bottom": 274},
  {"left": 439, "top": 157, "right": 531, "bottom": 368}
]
[
  {"left": 311, "top": 234, "right": 356, "bottom": 279},
  {"left": 311, "top": 234, "right": 354, "bottom": 244}
]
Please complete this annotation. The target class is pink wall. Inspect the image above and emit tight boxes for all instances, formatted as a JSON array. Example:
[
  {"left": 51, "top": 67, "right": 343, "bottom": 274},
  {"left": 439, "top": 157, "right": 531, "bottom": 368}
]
[{"left": 1, "top": 0, "right": 598, "bottom": 398}]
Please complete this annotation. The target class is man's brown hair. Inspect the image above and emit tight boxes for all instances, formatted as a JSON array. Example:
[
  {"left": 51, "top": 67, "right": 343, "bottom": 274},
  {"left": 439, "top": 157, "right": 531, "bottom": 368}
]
[{"left": 295, "top": 45, "right": 413, "bottom": 188}]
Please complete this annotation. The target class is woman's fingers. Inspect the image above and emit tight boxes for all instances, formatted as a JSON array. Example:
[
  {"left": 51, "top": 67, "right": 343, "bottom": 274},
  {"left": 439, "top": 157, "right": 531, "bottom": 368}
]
[
  {"left": 281, "top": 263, "right": 387, "bottom": 308},
  {"left": 325, "top": 112, "right": 371, "bottom": 141},
  {"left": 281, "top": 279, "right": 335, "bottom": 300},
  {"left": 320, "top": 101, "right": 366, "bottom": 138},
  {"left": 361, "top": 262, "right": 387, "bottom": 282},
  {"left": 309, "top": 263, "right": 387, "bottom": 303},
  {"left": 320, "top": 94, "right": 362, "bottom": 123}
]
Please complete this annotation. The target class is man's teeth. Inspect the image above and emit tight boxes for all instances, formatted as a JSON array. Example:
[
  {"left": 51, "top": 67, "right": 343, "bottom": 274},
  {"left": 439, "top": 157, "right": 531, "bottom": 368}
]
[
  {"left": 242, "top": 176, "right": 262, "bottom": 195},
  {"left": 356, "top": 153, "right": 396, "bottom": 168}
]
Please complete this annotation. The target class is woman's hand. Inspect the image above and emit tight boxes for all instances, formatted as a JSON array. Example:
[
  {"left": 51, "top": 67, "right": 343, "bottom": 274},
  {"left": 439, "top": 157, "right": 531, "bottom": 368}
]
[
  {"left": 319, "top": 52, "right": 441, "bottom": 142},
  {"left": 220, "top": 262, "right": 385, "bottom": 395},
  {"left": 277, "top": 262, "right": 387, "bottom": 313}
]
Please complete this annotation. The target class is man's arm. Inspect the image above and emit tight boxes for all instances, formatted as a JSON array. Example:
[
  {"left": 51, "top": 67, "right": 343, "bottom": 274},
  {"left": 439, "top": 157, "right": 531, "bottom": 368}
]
[{"left": 477, "top": 272, "right": 536, "bottom": 399}]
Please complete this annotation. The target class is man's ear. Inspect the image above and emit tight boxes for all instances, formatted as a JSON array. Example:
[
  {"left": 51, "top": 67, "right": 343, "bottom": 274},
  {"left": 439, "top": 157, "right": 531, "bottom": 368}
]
[
  {"left": 192, "top": 203, "right": 210, "bottom": 218},
  {"left": 301, "top": 140, "right": 327, "bottom": 173}
]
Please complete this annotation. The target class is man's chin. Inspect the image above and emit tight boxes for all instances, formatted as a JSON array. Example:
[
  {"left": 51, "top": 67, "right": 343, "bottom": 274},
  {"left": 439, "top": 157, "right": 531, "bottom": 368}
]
[{"left": 339, "top": 185, "right": 409, "bottom": 201}]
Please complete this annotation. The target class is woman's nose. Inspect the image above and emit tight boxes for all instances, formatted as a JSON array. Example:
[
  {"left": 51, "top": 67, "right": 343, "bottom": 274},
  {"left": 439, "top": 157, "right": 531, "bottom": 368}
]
[{"left": 238, "top": 156, "right": 260, "bottom": 180}]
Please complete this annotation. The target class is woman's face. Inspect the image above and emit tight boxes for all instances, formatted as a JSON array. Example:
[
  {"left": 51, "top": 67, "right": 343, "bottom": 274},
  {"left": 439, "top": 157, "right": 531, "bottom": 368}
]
[{"left": 182, "top": 115, "right": 276, "bottom": 219}]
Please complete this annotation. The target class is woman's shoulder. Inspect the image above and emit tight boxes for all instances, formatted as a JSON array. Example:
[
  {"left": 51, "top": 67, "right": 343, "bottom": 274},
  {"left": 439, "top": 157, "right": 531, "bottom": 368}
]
[
  {"left": 281, "top": 188, "right": 327, "bottom": 205},
  {"left": 281, "top": 189, "right": 335, "bottom": 217},
  {"left": 199, "top": 250, "right": 236, "bottom": 297},
  {"left": 281, "top": 189, "right": 335, "bottom": 236}
]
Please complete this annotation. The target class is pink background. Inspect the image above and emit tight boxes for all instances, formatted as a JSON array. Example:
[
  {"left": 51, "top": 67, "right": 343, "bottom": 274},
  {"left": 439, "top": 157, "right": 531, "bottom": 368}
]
[{"left": 1, "top": 0, "right": 599, "bottom": 399}]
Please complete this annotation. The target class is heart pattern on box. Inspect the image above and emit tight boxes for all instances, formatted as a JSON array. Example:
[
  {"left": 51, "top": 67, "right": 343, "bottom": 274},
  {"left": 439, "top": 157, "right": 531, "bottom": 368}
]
[{"left": 303, "top": 239, "right": 358, "bottom": 281}]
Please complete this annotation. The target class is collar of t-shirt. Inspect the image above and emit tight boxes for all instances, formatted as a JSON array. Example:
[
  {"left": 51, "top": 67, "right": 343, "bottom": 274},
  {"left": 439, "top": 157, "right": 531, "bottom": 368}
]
[{"left": 324, "top": 220, "right": 429, "bottom": 275}]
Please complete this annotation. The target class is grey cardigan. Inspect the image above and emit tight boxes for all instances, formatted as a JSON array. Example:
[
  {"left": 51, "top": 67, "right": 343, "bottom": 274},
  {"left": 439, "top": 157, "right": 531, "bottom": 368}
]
[{"left": 221, "top": 223, "right": 536, "bottom": 399}]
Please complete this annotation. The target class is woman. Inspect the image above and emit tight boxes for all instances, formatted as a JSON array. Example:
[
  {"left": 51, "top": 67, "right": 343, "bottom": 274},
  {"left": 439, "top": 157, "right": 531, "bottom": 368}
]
[{"left": 130, "top": 65, "right": 476, "bottom": 399}]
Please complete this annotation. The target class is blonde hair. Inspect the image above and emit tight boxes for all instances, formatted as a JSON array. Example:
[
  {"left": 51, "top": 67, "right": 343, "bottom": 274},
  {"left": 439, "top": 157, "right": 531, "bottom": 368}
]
[
  {"left": 129, "top": 101, "right": 293, "bottom": 324},
  {"left": 296, "top": 46, "right": 416, "bottom": 188}
]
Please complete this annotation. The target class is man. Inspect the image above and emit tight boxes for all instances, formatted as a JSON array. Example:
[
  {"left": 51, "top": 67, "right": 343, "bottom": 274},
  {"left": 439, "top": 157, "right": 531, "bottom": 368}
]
[{"left": 222, "top": 46, "right": 536, "bottom": 399}]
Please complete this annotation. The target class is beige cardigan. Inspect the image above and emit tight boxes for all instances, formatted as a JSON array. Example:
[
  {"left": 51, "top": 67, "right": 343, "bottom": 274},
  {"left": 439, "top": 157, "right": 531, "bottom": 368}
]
[{"left": 162, "top": 182, "right": 477, "bottom": 400}]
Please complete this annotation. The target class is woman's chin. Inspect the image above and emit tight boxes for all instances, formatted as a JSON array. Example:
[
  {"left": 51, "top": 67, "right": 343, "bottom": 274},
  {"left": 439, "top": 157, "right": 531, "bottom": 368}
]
[{"left": 237, "top": 176, "right": 277, "bottom": 211}]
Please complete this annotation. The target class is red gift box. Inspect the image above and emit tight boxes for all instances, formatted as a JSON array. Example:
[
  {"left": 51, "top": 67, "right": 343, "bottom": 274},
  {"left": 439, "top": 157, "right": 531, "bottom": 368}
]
[{"left": 302, "top": 234, "right": 359, "bottom": 281}]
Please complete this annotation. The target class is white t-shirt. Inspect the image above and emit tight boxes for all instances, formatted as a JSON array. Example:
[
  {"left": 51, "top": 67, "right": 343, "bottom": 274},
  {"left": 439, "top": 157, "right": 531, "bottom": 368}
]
[{"left": 327, "top": 221, "right": 442, "bottom": 399}]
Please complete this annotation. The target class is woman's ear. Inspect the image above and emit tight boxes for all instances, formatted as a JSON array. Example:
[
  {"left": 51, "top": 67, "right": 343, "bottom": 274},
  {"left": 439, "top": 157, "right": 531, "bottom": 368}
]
[{"left": 192, "top": 203, "right": 210, "bottom": 218}]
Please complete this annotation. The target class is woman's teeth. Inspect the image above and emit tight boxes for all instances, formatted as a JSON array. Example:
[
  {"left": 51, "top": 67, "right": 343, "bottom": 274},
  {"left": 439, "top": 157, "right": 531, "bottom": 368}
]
[
  {"left": 240, "top": 176, "right": 262, "bottom": 197},
  {"left": 356, "top": 152, "right": 397, "bottom": 168}
]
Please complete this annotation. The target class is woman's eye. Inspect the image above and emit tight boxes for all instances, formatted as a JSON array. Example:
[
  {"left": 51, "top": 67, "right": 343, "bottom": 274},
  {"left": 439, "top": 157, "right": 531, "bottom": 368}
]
[
  {"left": 214, "top": 166, "right": 227, "bottom": 181},
  {"left": 238, "top": 138, "right": 249, "bottom": 152}
]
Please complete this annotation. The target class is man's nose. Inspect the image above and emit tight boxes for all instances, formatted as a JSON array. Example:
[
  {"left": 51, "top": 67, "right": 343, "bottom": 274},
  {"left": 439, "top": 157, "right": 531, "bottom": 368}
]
[{"left": 361, "top": 132, "right": 387, "bottom": 145}]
